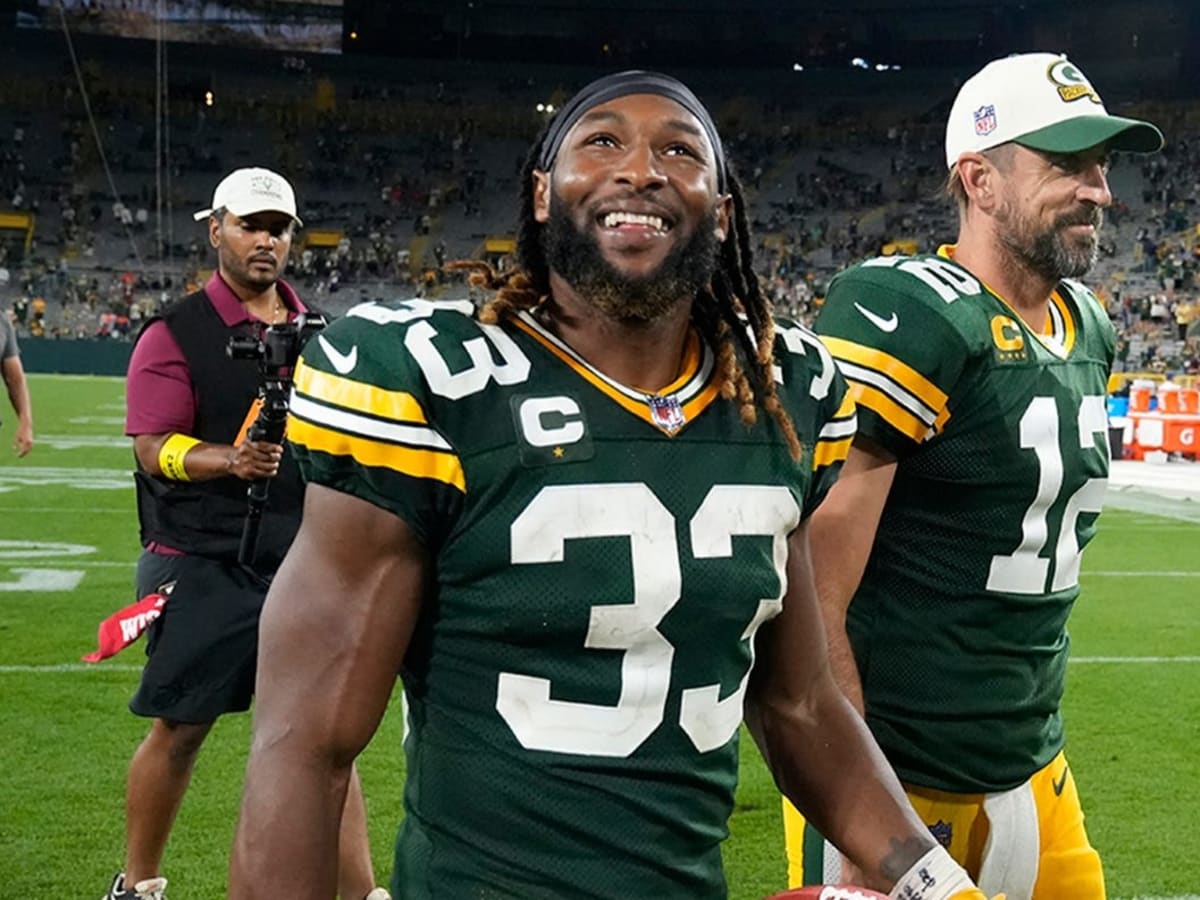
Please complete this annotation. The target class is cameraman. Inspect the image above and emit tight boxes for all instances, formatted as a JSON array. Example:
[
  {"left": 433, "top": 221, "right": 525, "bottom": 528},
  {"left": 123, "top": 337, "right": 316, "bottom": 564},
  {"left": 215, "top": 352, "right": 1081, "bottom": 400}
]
[{"left": 109, "top": 168, "right": 387, "bottom": 900}]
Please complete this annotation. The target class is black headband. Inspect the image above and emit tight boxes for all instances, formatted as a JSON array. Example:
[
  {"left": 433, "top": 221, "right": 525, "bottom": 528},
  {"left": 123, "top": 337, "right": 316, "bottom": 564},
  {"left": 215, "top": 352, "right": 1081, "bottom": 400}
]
[{"left": 536, "top": 70, "right": 728, "bottom": 192}]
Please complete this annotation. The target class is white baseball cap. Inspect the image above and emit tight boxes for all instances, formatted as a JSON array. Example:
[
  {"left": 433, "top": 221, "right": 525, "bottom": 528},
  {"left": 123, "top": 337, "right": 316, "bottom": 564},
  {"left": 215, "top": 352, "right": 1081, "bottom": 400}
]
[
  {"left": 193, "top": 167, "right": 302, "bottom": 225},
  {"left": 945, "top": 52, "right": 1163, "bottom": 169}
]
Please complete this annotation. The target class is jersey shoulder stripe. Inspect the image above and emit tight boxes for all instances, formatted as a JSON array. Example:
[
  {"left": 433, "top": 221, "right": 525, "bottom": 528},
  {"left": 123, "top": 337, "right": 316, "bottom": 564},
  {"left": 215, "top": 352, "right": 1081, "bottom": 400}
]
[
  {"left": 813, "top": 390, "right": 856, "bottom": 470},
  {"left": 288, "top": 326, "right": 466, "bottom": 492},
  {"left": 820, "top": 334, "right": 951, "bottom": 441}
]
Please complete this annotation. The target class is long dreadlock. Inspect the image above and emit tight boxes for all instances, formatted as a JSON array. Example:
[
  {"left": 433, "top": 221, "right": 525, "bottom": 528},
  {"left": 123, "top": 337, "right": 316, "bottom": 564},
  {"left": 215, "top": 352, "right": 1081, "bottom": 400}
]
[{"left": 448, "top": 121, "right": 802, "bottom": 462}]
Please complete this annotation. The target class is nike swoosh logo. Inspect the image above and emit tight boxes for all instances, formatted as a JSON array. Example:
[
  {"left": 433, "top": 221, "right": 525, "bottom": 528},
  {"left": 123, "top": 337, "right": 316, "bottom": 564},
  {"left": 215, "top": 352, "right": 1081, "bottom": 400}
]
[
  {"left": 854, "top": 302, "right": 899, "bottom": 332},
  {"left": 317, "top": 334, "right": 358, "bottom": 375},
  {"left": 1052, "top": 765, "right": 1069, "bottom": 796}
]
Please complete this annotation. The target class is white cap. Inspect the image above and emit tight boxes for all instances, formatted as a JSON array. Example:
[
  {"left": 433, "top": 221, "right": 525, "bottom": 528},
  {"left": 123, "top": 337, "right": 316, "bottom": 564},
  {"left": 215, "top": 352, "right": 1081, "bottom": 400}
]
[
  {"left": 945, "top": 52, "right": 1162, "bottom": 169},
  {"left": 193, "top": 167, "right": 302, "bottom": 225}
]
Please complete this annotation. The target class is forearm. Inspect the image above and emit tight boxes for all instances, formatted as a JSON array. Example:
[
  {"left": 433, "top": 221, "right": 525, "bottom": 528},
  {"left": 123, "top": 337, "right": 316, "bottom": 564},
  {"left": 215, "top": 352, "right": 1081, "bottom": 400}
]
[
  {"left": 8, "top": 382, "right": 31, "bottom": 426},
  {"left": 816, "top": 592, "right": 866, "bottom": 713},
  {"left": 750, "top": 684, "right": 933, "bottom": 890},
  {"left": 230, "top": 733, "right": 353, "bottom": 897},
  {"left": 133, "top": 431, "right": 281, "bottom": 481},
  {"left": 3, "top": 364, "right": 31, "bottom": 425},
  {"left": 808, "top": 440, "right": 898, "bottom": 713}
]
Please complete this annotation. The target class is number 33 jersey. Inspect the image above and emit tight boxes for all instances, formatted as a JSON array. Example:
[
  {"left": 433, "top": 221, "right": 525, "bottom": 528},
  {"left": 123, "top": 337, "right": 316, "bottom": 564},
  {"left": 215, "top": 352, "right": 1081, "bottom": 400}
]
[
  {"left": 815, "top": 248, "right": 1115, "bottom": 794},
  {"left": 287, "top": 299, "right": 856, "bottom": 899}
]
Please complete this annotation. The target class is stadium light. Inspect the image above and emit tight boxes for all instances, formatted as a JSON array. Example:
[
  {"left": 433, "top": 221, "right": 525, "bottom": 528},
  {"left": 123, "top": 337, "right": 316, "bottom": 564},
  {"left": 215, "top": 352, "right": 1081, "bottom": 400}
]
[
  {"left": 204, "top": 90, "right": 214, "bottom": 107},
  {"left": 792, "top": 63, "right": 804, "bottom": 72}
]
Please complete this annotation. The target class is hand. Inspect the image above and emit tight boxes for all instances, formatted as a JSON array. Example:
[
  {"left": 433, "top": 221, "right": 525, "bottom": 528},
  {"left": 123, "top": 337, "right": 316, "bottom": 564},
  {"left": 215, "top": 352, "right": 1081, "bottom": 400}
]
[
  {"left": 229, "top": 439, "right": 283, "bottom": 480},
  {"left": 13, "top": 423, "right": 32, "bottom": 457}
]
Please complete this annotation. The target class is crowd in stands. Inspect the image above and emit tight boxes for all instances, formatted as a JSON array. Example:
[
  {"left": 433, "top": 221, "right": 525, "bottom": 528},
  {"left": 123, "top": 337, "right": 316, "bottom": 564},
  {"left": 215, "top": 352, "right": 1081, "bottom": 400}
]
[{"left": 2, "top": 49, "right": 1198, "bottom": 380}]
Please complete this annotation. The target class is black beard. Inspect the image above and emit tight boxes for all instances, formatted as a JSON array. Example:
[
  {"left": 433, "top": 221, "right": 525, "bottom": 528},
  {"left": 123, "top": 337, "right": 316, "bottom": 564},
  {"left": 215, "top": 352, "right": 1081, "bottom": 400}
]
[
  {"left": 997, "top": 202, "right": 1103, "bottom": 281},
  {"left": 540, "top": 193, "right": 720, "bottom": 324}
]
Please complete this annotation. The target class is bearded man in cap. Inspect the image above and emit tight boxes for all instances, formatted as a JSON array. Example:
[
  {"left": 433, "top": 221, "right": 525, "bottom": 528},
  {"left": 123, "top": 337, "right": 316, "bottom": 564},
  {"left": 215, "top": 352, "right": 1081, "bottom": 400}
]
[
  {"left": 106, "top": 168, "right": 388, "bottom": 900},
  {"left": 783, "top": 53, "right": 1163, "bottom": 900},
  {"left": 230, "top": 72, "right": 1001, "bottom": 900}
]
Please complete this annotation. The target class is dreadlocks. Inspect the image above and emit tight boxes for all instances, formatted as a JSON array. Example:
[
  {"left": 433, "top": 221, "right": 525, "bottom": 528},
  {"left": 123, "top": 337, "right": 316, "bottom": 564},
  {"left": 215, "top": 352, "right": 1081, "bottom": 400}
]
[{"left": 451, "top": 116, "right": 802, "bottom": 462}]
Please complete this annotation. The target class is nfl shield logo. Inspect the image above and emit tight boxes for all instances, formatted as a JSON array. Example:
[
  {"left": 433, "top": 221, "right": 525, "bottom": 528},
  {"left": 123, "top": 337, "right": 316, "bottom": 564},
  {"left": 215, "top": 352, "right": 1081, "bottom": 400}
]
[
  {"left": 648, "top": 395, "right": 686, "bottom": 434},
  {"left": 973, "top": 104, "right": 997, "bottom": 137}
]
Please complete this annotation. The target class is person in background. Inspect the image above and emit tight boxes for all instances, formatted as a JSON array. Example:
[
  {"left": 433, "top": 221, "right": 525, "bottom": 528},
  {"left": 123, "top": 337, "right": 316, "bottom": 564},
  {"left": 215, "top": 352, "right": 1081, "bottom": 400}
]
[
  {"left": 106, "top": 167, "right": 388, "bottom": 900},
  {"left": 1, "top": 310, "right": 34, "bottom": 456}
]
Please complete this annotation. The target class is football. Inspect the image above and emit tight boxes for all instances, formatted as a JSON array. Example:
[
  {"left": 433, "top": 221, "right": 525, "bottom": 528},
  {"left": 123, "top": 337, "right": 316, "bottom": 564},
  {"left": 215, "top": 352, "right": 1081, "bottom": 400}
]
[{"left": 764, "top": 887, "right": 890, "bottom": 900}]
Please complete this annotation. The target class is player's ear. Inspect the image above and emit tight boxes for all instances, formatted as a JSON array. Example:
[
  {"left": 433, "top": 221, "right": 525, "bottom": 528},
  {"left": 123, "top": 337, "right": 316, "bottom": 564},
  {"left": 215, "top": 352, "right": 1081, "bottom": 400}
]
[
  {"left": 714, "top": 193, "right": 732, "bottom": 243},
  {"left": 532, "top": 169, "right": 551, "bottom": 224},
  {"left": 209, "top": 214, "right": 222, "bottom": 249},
  {"left": 956, "top": 153, "right": 997, "bottom": 212}
]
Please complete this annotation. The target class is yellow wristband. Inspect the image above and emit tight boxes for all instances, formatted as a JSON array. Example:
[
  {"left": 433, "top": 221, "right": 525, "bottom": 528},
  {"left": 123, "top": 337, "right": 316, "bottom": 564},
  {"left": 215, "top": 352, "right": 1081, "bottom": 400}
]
[{"left": 158, "top": 433, "right": 201, "bottom": 481}]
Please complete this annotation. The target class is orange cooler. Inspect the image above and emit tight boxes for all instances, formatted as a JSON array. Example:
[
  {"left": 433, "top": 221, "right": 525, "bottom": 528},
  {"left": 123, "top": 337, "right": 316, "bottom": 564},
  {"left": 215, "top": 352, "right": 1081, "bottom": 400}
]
[{"left": 1129, "top": 386, "right": 1154, "bottom": 411}]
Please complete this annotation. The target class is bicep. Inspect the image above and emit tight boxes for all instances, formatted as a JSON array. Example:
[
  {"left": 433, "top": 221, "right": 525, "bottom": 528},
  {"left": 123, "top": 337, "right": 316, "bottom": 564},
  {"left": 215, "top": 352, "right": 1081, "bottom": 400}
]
[
  {"left": 808, "top": 437, "right": 898, "bottom": 619},
  {"left": 253, "top": 483, "right": 430, "bottom": 759}
]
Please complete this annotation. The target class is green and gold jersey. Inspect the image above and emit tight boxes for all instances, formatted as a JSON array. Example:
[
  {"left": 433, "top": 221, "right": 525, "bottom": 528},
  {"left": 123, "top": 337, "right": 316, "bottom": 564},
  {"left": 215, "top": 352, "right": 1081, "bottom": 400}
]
[
  {"left": 816, "top": 248, "right": 1114, "bottom": 793},
  {"left": 287, "top": 299, "right": 856, "bottom": 899}
]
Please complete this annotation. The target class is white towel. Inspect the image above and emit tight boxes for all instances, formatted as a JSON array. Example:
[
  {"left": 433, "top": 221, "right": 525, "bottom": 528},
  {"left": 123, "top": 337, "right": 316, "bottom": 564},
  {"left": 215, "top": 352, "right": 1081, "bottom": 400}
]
[{"left": 978, "top": 780, "right": 1040, "bottom": 900}]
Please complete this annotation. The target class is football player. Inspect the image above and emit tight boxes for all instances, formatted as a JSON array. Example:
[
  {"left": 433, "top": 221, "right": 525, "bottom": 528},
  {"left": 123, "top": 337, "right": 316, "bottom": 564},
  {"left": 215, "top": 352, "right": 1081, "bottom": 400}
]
[
  {"left": 783, "top": 53, "right": 1163, "bottom": 899},
  {"left": 230, "top": 71, "right": 995, "bottom": 899}
]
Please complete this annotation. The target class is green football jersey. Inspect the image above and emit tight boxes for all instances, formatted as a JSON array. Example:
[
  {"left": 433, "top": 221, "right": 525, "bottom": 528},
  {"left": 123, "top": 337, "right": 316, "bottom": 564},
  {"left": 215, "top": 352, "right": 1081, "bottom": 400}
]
[
  {"left": 816, "top": 248, "right": 1114, "bottom": 793},
  {"left": 287, "top": 299, "right": 856, "bottom": 899}
]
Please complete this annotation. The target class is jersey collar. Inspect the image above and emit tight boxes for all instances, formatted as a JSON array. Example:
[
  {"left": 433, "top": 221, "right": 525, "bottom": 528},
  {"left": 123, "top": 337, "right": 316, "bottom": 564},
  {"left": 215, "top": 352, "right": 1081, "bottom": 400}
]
[
  {"left": 937, "top": 244, "right": 1076, "bottom": 357},
  {"left": 511, "top": 310, "right": 721, "bottom": 435}
]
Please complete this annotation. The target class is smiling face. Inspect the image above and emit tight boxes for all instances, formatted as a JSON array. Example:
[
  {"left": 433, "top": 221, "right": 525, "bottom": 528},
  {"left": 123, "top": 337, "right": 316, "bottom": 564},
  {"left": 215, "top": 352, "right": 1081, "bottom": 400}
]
[
  {"left": 993, "top": 143, "right": 1113, "bottom": 281},
  {"left": 210, "top": 210, "right": 295, "bottom": 293},
  {"left": 532, "top": 93, "right": 731, "bottom": 323}
]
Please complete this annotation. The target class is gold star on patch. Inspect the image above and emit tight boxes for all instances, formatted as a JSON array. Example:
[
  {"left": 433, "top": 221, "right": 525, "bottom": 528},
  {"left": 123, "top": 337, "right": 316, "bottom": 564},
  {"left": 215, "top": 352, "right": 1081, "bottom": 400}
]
[{"left": 553, "top": 447, "right": 565, "bottom": 458}]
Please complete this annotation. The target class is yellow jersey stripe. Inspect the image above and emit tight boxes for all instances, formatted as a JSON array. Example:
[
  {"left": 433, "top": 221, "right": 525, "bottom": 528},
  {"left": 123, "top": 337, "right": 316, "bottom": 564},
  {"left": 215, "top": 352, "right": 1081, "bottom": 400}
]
[
  {"left": 821, "top": 336, "right": 948, "bottom": 411},
  {"left": 813, "top": 435, "right": 853, "bottom": 469},
  {"left": 1047, "top": 289, "right": 1077, "bottom": 353},
  {"left": 288, "top": 416, "right": 465, "bottom": 492},
  {"left": 295, "top": 359, "right": 428, "bottom": 424},
  {"left": 847, "top": 382, "right": 932, "bottom": 442}
]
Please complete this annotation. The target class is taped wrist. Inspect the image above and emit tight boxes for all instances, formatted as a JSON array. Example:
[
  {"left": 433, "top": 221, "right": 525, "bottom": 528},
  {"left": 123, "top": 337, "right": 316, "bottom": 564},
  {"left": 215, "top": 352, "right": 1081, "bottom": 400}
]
[
  {"left": 888, "top": 844, "right": 976, "bottom": 900},
  {"left": 158, "top": 433, "right": 201, "bottom": 481}
]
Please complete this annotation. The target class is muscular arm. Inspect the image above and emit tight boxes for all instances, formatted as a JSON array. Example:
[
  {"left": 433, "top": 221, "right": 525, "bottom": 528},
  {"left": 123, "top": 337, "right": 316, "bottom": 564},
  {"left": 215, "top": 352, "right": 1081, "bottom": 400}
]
[
  {"left": 807, "top": 437, "right": 897, "bottom": 712},
  {"left": 2, "top": 355, "right": 33, "bottom": 456},
  {"left": 229, "top": 484, "right": 429, "bottom": 898},
  {"left": 745, "top": 515, "right": 932, "bottom": 892}
]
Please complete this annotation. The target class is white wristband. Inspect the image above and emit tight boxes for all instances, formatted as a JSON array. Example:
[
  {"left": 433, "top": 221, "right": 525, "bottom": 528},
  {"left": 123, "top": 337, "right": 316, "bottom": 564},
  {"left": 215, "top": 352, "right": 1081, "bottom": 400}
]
[{"left": 888, "top": 844, "right": 975, "bottom": 900}]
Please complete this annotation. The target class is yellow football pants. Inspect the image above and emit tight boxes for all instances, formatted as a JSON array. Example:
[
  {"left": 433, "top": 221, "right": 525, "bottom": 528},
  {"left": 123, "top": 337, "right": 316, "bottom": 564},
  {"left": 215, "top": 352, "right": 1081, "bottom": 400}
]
[{"left": 781, "top": 750, "right": 1105, "bottom": 899}]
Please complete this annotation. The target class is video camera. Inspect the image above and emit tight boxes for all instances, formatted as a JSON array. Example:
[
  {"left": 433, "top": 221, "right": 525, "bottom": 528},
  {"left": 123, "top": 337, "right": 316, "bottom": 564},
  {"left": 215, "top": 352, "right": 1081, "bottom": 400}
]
[
  {"left": 226, "top": 312, "right": 327, "bottom": 569},
  {"left": 227, "top": 312, "right": 327, "bottom": 381}
]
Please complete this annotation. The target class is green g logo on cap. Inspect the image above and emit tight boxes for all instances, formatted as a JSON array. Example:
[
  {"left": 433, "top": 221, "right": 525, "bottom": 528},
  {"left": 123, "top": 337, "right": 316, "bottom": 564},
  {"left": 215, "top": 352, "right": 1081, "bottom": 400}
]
[{"left": 1047, "top": 59, "right": 1101, "bottom": 104}]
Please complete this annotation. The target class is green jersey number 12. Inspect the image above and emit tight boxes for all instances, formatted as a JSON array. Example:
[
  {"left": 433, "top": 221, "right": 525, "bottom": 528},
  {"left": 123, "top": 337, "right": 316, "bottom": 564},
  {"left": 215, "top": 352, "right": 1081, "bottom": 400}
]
[{"left": 986, "top": 395, "right": 1108, "bottom": 595}]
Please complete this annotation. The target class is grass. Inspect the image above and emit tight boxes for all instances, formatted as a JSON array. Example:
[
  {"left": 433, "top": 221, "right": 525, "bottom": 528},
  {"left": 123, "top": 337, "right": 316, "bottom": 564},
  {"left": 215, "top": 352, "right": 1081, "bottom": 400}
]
[{"left": 1, "top": 373, "right": 1198, "bottom": 897}]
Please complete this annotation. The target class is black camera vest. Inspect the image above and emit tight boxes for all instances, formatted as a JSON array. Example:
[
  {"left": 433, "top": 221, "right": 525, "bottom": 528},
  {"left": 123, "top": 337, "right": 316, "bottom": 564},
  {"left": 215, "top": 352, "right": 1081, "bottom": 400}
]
[{"left": 132, "top": 288, "right": 305, "bottom": 573}]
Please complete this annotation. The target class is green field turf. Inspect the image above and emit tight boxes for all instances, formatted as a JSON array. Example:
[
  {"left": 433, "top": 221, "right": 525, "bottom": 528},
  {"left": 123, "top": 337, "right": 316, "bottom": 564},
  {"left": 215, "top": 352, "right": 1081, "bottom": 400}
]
[{"left": 1, "top": 373, "right": 1198, "bottom": 897}]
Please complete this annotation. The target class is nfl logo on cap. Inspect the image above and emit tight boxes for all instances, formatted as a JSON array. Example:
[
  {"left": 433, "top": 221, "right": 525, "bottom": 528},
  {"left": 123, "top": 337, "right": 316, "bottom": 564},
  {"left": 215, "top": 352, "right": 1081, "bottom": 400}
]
[{"left": 973, "top": 105, "right": 997, "bottom": 137}]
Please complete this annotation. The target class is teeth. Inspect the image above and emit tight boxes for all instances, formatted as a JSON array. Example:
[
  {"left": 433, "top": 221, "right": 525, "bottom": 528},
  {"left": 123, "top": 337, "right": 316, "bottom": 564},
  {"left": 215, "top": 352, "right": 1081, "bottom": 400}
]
[{"left": 603, "top": 211, "right": 666, "bottom": 231}]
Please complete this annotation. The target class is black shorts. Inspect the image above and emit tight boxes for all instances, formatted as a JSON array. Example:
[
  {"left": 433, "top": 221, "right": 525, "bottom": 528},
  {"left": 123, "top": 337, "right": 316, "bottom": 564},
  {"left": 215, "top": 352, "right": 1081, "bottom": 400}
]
[{"left": 129, "top": 551, "right": 267, "bottom": 723}]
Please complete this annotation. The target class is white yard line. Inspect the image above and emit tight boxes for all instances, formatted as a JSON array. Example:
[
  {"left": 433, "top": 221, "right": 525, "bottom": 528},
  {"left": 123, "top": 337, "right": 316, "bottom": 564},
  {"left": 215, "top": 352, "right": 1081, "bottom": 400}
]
[
  {"left": 0, "top": 663, "right": 143, "bottom": 673},
  {"left": 1083, "top": 570, "right": 1200, "bottom": 576},
  {"left": 1070, "top": 656, "right": 1200, "bottom": 664}
]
